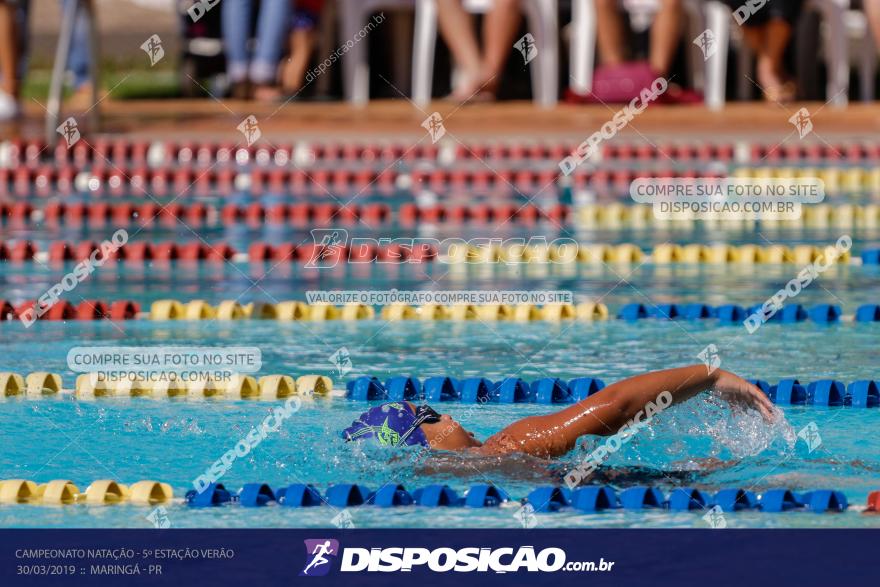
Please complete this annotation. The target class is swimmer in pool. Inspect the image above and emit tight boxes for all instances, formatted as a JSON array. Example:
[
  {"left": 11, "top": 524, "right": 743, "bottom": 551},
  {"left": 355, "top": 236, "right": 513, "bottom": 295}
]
[{"left": 342, "top": 365, "right": 774, "bottom": 458}]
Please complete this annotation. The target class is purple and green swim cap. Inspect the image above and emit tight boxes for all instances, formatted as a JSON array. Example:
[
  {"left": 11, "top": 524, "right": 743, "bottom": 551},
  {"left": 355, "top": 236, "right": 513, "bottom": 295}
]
[{"left": 341, "top": 402, "right": 436, "bottom": 447}]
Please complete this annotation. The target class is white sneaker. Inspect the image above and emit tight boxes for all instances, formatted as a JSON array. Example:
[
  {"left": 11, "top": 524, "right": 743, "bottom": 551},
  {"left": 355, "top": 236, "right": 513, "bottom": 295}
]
[{"left": 0, "top": 91, "right": 20, "bottom": 121}]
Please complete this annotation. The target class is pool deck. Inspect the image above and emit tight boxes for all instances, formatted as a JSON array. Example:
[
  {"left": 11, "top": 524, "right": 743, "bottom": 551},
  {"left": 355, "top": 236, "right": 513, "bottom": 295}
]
[{"left": 5, "top": 99, "right": 880, "bottom": 144}]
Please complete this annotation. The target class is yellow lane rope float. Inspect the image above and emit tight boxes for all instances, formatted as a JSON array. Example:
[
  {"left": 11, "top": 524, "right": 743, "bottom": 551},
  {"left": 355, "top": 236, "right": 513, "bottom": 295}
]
[
  {"left": 0, "top": 372, "right": 337, "bottom": 399},
  {"left": 0, "top": 479, "right": 173, "bottom": 505}
]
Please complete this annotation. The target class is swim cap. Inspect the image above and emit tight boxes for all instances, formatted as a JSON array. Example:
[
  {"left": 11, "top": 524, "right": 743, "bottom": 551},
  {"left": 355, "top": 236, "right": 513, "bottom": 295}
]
[{"left": 341, "top": 402, "right": 428, "bottom": 447}]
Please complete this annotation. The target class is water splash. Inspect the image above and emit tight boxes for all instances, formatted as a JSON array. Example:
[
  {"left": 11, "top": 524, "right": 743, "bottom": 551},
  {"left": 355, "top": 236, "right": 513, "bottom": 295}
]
[{"left": 683, "top": 394, "right": 796, "bottom": 459}]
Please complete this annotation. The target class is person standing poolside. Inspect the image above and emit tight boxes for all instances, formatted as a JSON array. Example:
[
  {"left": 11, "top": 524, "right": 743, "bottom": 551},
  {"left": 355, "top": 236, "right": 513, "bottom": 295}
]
[{"left": 342, "top": 365, "right": 774, "bottom": 458}]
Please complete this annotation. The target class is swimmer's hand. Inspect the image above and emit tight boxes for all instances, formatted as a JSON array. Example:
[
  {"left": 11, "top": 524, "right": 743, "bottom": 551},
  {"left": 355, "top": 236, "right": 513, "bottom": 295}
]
[{"left": 713, "top": 369, "right": 776, "bottom": 421}]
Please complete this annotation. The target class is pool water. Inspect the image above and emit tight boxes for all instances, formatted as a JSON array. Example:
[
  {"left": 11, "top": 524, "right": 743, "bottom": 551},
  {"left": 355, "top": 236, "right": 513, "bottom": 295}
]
[
  {"left": 3, "top": 173, "right": 880, "bottom": 528},
  {"left": 2, "top": 318, "right": 880, "bottom": 528}
]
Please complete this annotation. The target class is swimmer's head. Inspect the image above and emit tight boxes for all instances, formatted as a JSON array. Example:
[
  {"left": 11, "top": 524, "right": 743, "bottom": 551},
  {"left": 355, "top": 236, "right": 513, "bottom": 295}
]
[{"left": 341, "top": 402, "right": 481, "bottom": 450}]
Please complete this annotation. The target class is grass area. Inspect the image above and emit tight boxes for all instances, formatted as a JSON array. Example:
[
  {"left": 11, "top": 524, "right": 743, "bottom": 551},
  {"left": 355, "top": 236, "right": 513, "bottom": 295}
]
[{"left": 22, "top": 67, "right": 182, "bottom": 101}]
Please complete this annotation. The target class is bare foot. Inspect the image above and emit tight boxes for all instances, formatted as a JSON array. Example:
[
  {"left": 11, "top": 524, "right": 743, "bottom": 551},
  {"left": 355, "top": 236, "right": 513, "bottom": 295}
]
[
  {"left": 252, "top": 84, "right": 281, "bottom": 103},
  {"left": 757, "top": 57, "right": 796, "bottom": 103},
  {"left": 447, "top": 71, "right": 497, "bottom": 104},
  {"left": 66, "top": 85, "right": 104, "bottom": 111}
]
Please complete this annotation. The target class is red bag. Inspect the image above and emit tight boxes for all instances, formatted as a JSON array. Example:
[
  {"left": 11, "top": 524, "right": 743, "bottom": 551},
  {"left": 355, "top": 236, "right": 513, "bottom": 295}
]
[
  {"left": 590, "top": 61, "right": 659, "bottom": 103},
  {"left": 566, "top": 60, "right": 702, "bottom": 104}
]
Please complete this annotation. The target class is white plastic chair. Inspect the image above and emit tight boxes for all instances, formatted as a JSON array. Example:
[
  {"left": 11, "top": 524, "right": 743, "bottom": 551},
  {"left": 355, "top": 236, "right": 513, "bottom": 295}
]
[
  {"left": 338, "top": 0, "right": 415, "bottom": 106},
  {"left": 705, "top": 0, "right": 850, "bottom": 109},
  {"left": 569, "top": 0, "right": 707, "bottom": 95},
  {"left": 411, "top": 0, "right": 560, "bottom": 108},
  {"left": 843, "top": 7, "right": 877, "bottom": 101}
]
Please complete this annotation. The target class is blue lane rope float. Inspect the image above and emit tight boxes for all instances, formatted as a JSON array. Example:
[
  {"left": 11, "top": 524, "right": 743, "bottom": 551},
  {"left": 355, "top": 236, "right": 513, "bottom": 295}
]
[
  {"left": 276, "top": 484, "right": 323, "bottom": 507},
  {"left": 862, "top": 249, "right": 880, "bottom": 264},
  {"left": 413, "top": 485, "right": 460, "bottom": 507},
  {"left": 344, "top": 375, "right": 880, "bottom": 407},
  {"left": 713, "top": 488, "right": 759, "bottom": 512},
  {"left": 570, "top": 486, "right": 619, "bottom": 512},
  {"left": 526, "top": 487, "right": 571, "bottom": 512},
  {"left": 849, "top": 380, "right": 880, "bottom": 407},
  {"left": 239, "top": 483, "right": 276, "bottom": 507},
  {"left": 668, "top": 488, "right": 712, "bottom": 511},
  {"left": 0, "top": 480, "right": 866, "bottom": 513},
  {"left": 372, "top": 484, "right": 415, "bottom": 508},
  {"left": 326, "top": 484, "right": 371, "bottom": 507},
  {"left": 759, "top": 489, "right": 802, "bottom": 512},
  {"left": 344, "top": 375, "right": 608, "bottom": 404}
]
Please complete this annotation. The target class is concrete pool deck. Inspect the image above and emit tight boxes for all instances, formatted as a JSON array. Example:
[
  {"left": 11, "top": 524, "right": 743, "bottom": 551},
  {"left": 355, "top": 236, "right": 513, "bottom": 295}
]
[{"left": 5, "top": 99, "right": 880, "bottom": 144}]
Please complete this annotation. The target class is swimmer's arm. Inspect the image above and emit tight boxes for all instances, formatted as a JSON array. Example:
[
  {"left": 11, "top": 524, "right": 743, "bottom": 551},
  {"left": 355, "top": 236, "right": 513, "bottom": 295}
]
[{"left": 480, "top": 366, "right": 772, "bottom": 458}]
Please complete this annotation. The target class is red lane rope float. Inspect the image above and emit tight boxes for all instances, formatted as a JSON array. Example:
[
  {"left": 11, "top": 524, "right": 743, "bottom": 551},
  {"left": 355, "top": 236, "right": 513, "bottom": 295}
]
[
  {"left": 0, "top": 300, "right": 139, "bottom": 321},
  {"left": 751, "top": 143, "right": 880, "bottom": 163},
  {"left": 0, "top": 241, "right": 236, "bottom": 262},
  {"left": 0, "top": 240, "right": 440, "bottom": 263},
  {"left": 7, "top": 138, "right": 880, "bottom": 169},
  {"left": 0, "top": 167, "right": 741, "bottom": 198},
  {"left": 2, "top": 202, "right": 571, "bottom": 227}
]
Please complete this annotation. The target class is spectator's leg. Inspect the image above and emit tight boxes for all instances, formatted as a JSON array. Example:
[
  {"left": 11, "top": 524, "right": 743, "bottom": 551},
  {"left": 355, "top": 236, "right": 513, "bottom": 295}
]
[
  {"left": 595, "top": 0, "right": 627, "bottom": 66},
  {"left": 0, "top": 0, "right": 19, "bottom": 119},
  {"left": 480, "top": 0, "right": 521, "bottom": 97},
  {"left": 281, "top": 1, "right": 322, "bottom": 94},
  {"left": 250, "top": 0, "right": 290, "bottom": 101},
  {"left": 281, "top": 27, "right": 318, "bottom": 95},
  {"left": 740, "top": 19, "right": 794, "bottom": 102},
  {"left": 64, "top": 0, "right": 94, "bottom": 109},
  {"left": 0, "top": 1, "right": 17, "bottom": 96},
  {"left": 648, "top": 0, "right": 681, "bottom": 76},
  {"left": 222, "top": 0, "right": 253, "bottom": 96},
  {"left": 65, "top": 0, "right": 90, "bottom": 89},
  {"left": 757, "top": 18, "right": 794, "bottom": 100},
  {"left": 436, "top": 0, "right": 483, "bottom": 99}
]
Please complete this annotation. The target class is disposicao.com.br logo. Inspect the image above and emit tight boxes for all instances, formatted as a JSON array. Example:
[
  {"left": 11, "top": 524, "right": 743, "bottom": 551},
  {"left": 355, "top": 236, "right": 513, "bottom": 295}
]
[{"left": 300, "top": 541, "right": 614, "bottom": 575}]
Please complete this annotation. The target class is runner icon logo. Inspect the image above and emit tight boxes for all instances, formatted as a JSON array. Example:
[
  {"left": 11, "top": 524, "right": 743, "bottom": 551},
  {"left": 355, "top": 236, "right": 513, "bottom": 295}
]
[{"left": 301, "top": 539, "right": 340, "bottom": 577}]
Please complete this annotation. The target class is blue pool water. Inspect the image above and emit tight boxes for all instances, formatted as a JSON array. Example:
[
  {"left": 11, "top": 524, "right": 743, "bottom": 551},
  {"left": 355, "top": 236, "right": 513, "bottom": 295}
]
[
  {"left": 2, "top": 317, "right": 880, "bottom": 528},
  {"left": 3, "top": 197, "right": 880, "bottom": 528}
]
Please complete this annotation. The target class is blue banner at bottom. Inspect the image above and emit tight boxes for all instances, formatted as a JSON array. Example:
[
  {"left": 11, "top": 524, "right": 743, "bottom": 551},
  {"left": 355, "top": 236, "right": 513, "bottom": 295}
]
[{"left": 0, "top": 529, "right": 876, "bottom": 586}]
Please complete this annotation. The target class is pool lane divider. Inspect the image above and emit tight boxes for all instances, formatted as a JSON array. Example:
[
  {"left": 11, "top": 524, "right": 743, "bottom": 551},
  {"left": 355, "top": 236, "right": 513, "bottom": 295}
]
[
  {"left": 6, "top": 299, "right": 880, "bottom": 324},
  {"left": 0, "top": 371, "right": 332, "bottom": 399},
  {"left": 344, "top": 375, "right": 880, "bottom": 407},
  {"left": 3, "top": 370, "right": 880, "bottom": 407},
  {"left": 6, "top": 161, "right": 880, "bottom": 199},
  {"left": 0, "top": 479, "right": 172, "bottom": 505},
  {"left": 9, "top": 202, "right": 880, "bottom": 228},
  {"left": 1, "top": 478, "right": 868, "bottom": 513},
  {"left": 1, "top": 241, "right": 876, "bottom": 266},
  {"left": 6, "top": 137, "right": 880, "bottom": 167}
]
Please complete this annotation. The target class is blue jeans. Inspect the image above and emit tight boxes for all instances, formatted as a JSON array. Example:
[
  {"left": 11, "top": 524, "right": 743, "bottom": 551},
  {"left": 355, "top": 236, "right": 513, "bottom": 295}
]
[
  {"left": 63, "top": 0, "right": 91, "bottom": 89},
  {"left": 222, "top": 0, "right": 290, "bottom": 84}
]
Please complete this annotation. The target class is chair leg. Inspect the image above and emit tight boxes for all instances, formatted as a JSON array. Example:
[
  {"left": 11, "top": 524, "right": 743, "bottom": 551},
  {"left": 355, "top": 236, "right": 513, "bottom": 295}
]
[
  {"left": 816, "top": 0, "right": 848, "bottom": 106},
  {"left": 859, "top": 27, "right": 877, "bottom": 102},
  {"left": 569, "top": 0, "right": 595, "bottom": 95},
  {"left": 704, "top": 1, "right": 729, "bottom": 110},
  {"left": 524, "top": 0, "right": 558, "bottom": 108},
  {"left": 340, "top": 0, "right": 370, "bottom": 106},
  {"left": 736, "top": 39, "right": 753, "bottom": 100},
  {"left": 412, "top": 0, "right": 438, "bottom": 107},
  {"left": 46, "top": 0, "right": 79, "bottom": 144}
]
